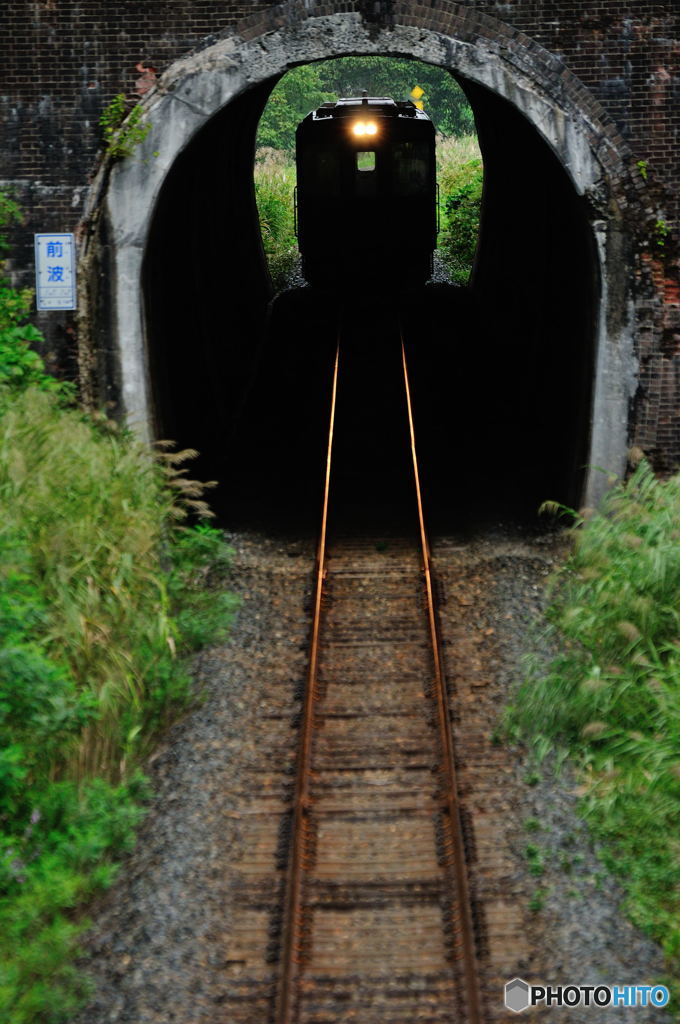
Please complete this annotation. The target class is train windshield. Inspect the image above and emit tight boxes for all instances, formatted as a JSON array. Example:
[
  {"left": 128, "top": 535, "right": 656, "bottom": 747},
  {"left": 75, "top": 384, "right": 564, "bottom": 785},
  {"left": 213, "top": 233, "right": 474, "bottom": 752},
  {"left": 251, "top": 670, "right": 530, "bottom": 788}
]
[
  {"left": 355, "top": 150, "right": 377, "bottom": 197},
  {"left": 356, "top": 151, "right": 376, "bottom": 171},
  {"left": 392, "top": 141, "right": 430, "bottom": 196}
]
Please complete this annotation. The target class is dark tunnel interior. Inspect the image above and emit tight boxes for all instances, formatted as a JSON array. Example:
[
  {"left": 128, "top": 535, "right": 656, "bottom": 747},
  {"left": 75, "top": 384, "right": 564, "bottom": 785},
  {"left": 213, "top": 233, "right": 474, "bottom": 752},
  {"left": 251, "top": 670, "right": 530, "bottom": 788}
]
[{"left": 142, "top": 66, "right": 598, "bottom": 535}]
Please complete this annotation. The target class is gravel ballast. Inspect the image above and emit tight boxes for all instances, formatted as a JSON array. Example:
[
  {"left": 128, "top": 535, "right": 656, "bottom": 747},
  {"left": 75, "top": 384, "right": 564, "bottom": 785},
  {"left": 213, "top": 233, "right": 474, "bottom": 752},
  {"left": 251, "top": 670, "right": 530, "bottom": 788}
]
[{"left": 73, "top": 528, "right": 670, "bottom": 1023}]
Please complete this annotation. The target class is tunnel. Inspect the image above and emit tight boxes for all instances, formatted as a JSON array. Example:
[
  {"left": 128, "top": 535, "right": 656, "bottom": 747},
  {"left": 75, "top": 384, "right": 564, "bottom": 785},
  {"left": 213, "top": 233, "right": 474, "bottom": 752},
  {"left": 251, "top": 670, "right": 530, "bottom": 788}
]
[{"left": 142, "top": 64, "right": 598, "bottom": 533}]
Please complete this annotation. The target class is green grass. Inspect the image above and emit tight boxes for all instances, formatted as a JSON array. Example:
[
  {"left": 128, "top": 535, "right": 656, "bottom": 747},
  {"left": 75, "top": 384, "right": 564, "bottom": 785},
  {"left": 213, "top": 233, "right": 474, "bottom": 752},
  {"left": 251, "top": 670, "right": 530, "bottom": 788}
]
[
  {"left": 0, "top": 246, "right": 238, "bottom": 1020},
  {"left": 253, "top": 132, "right": 483, "bottom": 290},
  {"left": 0, "top": 387, "right": 238, "bottom": 1020},
  {"left": 509, "top": 462, "right": 680, "bottom": 1008},
  {"left": 436, "top": 134, "right": 483, "bottom": 285},
  {"left": 524, "top": 843, "right": 545, "bottom": 876},
  {"left": 0, "top": 391, "right": 236, "bottom": 778},
  {"left": 254, "top": 147, "right": 298, "bottom": 291},
  {"left": 529, "top": 888, "right": 547, "bottom": 913}
]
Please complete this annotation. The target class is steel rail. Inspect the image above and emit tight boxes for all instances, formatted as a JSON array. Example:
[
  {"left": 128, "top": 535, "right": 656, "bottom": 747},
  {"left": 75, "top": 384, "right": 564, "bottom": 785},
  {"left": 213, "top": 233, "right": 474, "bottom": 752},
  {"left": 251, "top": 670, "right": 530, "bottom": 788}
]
[
  {"left": 275, "top": 340, "right": 340, "bottom": 1024},
  {"left": 400, "top": 331, "right": 484, "bottom": 1024}
]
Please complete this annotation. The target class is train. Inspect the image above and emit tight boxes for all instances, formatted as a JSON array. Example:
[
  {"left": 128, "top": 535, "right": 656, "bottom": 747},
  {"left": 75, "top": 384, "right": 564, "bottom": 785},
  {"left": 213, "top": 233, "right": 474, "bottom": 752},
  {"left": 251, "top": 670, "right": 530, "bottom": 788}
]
[{"left": 295, "top": 95, "right": 437, "bottom": 288}]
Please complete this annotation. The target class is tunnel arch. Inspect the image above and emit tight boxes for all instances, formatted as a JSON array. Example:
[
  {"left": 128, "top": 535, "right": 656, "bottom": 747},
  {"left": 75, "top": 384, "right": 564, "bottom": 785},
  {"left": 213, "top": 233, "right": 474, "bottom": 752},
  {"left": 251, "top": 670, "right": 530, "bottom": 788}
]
[{"left": 84, "top": 7, "right": 638, "bottom": 509}]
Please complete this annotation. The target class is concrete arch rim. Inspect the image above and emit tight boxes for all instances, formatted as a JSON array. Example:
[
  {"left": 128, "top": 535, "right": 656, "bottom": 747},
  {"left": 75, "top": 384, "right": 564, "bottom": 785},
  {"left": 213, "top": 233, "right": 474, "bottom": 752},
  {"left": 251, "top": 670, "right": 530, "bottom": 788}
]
[{"left": 97, "top": 9, "right": 635, "bottom": 506}]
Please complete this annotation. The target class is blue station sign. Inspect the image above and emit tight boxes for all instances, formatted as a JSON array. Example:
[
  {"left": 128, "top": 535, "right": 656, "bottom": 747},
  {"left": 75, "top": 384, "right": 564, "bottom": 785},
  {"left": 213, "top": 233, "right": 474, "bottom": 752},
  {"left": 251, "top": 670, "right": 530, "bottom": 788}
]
[{"left": 34, "top": 233, "right": 76, "bottom": 310}]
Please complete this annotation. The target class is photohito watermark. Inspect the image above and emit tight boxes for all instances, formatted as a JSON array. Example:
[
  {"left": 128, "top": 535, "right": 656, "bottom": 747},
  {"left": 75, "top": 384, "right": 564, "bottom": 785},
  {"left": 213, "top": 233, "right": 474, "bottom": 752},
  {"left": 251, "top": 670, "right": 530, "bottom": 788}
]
[{"left": 505, "top": 978, "right": 670, "bottom": 1013}]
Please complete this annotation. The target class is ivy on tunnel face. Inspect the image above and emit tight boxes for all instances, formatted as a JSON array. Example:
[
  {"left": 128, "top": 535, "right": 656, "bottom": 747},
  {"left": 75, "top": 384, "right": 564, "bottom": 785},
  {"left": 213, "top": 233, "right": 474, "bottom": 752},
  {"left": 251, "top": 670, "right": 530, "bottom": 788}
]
[{"left": 99, "top": 93, "right": 151, "bottom": 160}]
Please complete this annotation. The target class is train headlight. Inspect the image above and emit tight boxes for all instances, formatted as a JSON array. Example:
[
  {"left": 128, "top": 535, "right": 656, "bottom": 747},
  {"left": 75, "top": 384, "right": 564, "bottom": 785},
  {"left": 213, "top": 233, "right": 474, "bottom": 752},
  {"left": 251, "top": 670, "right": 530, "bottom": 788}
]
[{"left": 352, "top": 121, "right": 378, "bottom": 137}]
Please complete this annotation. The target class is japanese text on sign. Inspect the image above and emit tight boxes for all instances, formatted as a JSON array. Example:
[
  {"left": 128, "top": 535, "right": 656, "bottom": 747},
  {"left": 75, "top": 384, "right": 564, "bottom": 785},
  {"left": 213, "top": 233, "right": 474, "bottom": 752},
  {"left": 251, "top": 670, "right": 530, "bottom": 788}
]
[{"left": 34, "top": 234, "right": 76, "bottom": 310}]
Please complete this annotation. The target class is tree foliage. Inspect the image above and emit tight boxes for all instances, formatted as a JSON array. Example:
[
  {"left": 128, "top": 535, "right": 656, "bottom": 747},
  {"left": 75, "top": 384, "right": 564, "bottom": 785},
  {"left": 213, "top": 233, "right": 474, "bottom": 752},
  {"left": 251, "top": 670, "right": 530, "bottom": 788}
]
[
  {"left": 257, "top": 57, "right": 474, "bottom": 152},
  {"left": 315, "top": 57, "right": 474, "bottom": 137},
  {"left": 436, "top": 136, "right": 484, "bottom": 285},
  {"left": 0, "top": 198, "right": 64, "bottom": 396},
  {"left": 510, "top": 462, "right": 680, "bottom": 988},
  {"left": 257, "top": 64, "right": 336, "bottom": 151}
]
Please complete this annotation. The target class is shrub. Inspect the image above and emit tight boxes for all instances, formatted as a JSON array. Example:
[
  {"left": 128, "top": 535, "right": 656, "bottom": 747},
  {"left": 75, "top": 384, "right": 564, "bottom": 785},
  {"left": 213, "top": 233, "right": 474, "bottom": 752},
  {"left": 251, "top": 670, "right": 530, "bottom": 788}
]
[
  {"left": 254, "top": 147, "right": 299, "bottom": 290},
  {"left": 509, "top": 463, "right": 680, "bottom": 987},
  {"left": 0, "top": 192, "right": 238, "bottom": 1021},
  {"left": 99, "top": 94, "right": 151, "bottom": 160},
  {"left": 436, "top": 134, "right": 483, "bottom": 285},
  {"left": 0, "top": 383, "right": 237, "bottom": 1019},
  {"left": 0, "top": 198, "right": 68, "bottom": 396},
  {"left": 253, "top": 134, "right": 486, "bottom": 291},
  {"left": 256, "top": 65, "right": 335, "bottom": 153},
  {"left": 256, "top": 59, "right": 475, "bottom": 153}
]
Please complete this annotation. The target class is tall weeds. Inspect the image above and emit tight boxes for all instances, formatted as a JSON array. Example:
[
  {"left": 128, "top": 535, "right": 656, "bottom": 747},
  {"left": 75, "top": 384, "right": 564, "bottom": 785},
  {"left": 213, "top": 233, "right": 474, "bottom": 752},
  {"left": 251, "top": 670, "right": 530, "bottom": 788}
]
[
  {"left": 510, "top": 462, "right": 680, "bottom": 995},
  {"left": 0, "top": 386, "right": 237, "bottom": 1020},
  {"left": 0, "top": 191, "right": 237, "bottom": 1021},
  {"left": 0, "top": 391, "right": 175, "bottom": 781},
  {"left": 254, "top": 147, "right": 298, "bottom": 290},
  {"left": 436, "top": 132, "right": 481, "bottom": 171},
  {"left": 436, "top": 133, "right": 483, "bottom": 284},
  {"left": 253, "top": 133, "right": 484, "bottom": 290}
]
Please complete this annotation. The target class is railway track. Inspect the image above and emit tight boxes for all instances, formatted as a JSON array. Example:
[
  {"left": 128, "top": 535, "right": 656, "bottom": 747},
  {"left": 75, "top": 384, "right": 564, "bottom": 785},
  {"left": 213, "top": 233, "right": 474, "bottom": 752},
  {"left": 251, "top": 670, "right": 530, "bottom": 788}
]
[{"left": 274, "top": 325, "right": 485, "bottom": 1023}]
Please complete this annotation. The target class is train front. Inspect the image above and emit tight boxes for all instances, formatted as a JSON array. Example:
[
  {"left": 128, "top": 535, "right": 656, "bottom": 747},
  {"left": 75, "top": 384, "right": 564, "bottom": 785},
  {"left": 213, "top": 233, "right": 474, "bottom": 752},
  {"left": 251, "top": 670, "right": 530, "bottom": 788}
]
[{"left": 295, "top": 97, "right": 437, "bottom": 289}]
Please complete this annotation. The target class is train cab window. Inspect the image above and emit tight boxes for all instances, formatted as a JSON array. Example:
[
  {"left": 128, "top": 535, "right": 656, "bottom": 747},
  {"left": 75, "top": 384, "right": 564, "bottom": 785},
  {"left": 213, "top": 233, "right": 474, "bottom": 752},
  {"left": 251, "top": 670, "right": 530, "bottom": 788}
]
[
  {"left": 356, "top": 151, "right": 376, "bottom": 171},
  {"left": 301, "top": 145, "right": 341, "bottom": 197},
  {"left": 393, "top": 141, "right": 429, "bottom": 196},
  {"left": 355, "top": 150, "right": 377, "bottom": 197}
]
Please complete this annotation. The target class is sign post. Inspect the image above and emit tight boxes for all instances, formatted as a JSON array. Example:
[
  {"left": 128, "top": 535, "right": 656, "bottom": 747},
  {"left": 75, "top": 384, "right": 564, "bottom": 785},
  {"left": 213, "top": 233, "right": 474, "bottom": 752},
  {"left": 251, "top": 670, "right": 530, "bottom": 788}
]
[{"left": 34, "top": 233, "right": 76, "bottom": 311}]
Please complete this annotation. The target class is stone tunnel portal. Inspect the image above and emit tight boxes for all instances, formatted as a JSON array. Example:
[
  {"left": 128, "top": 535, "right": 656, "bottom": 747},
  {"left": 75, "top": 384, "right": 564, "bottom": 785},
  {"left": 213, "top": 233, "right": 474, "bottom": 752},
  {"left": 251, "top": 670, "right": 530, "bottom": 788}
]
[{"left": 141, "top": 61, "right": 599, "bottom": 528}]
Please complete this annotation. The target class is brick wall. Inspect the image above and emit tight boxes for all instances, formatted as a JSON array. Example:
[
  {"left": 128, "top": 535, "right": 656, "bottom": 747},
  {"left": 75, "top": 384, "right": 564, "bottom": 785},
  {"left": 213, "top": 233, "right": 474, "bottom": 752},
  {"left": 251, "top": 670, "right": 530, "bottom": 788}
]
[
  {"left": 0, "top": 0, "right": 678, "bottom": 464},
  {"left": 2, "top": 2, "right": 677, "bottom": 227}
]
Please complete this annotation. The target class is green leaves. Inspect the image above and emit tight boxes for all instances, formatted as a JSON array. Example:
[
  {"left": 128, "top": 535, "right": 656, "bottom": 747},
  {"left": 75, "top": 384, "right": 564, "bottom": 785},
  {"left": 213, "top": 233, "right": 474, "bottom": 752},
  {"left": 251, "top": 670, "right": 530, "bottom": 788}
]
[
  {"left": 99, "top": 93, "right": 151, "bottom": 161},
  {"left": 0, "top": 190, "right": 236, "bottom": 1020},
  {"left": 0, "top": 778, "right": 143, "bottom": 1022},
  {"left": 254, "top": 148, "right": 298, "bottom": 290},
  {"left": 437, "top": 143, "right": 483, "bottom": 284},
  {"left": 256, "top": 59, "right": 474, "bottom": 154},
  {"left": 0, "top": 220, "right": 67, "bottom": 397},
  {"left": 0, "top": 388, "right": 236, "bottom": 1018},
  {"left": 511, "top": 461, "right": 680, "bottom": 975},
  {"left": 167, "top": 524, "right": 238, "bottom": 651},
  {"left": 257, "top": 65, "right": 335, "bottom": 152},
  {"left": 0, "top": 194, "right": 22, "bottom": 257},
  {"left": 654, "top": 218, "right": 670, "bottom": 249}
]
